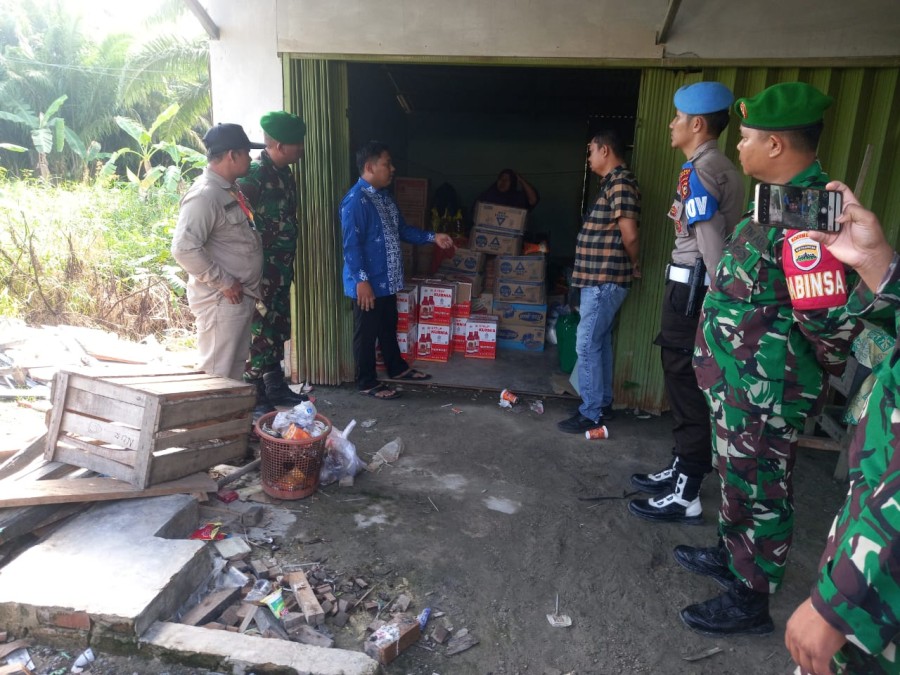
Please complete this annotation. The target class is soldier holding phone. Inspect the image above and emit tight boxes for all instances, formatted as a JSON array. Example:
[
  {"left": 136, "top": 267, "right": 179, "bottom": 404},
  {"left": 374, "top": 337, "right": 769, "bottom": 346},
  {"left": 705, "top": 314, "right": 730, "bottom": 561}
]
[{"left": 675, "top": 82, "right": 861, "bottom": 636}]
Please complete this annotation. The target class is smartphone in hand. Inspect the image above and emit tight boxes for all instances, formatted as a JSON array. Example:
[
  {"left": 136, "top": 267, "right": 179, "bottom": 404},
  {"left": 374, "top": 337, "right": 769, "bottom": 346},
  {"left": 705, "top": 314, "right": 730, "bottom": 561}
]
[{"left": 754, "top": 183, "right": 842, "bottom": 232}]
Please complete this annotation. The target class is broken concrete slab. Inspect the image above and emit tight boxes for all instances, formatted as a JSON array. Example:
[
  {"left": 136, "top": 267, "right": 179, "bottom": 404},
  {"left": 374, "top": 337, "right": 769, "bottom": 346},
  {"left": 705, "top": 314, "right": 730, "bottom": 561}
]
[
  {"left": 142, "top": 621, "right": 378, "bottom": 674},
  {"left": 0, "top": 495, "right": 212, "bottom": 646}
]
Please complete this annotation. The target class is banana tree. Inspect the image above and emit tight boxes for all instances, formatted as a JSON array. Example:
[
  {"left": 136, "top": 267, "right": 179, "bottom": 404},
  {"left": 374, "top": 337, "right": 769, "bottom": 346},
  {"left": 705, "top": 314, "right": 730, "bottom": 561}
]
[
  {"left": 0, "top": 95, "right": 85, "bottom": 179},
  {"left": 100, "top": 103, "right": 207, "bottom": 194}
]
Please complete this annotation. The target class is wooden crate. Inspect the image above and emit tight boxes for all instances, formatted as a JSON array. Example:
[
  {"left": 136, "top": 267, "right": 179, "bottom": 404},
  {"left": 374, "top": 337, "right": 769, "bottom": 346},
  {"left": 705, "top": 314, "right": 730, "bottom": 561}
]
[{"left": 44, "top": 371, "right": 255, "bottom": 488}]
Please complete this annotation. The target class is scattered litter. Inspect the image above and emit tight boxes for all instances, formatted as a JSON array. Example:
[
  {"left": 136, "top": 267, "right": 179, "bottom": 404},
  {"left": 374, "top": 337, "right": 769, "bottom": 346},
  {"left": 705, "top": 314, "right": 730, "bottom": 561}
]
[
  {"left": 368, "top": 438, "right": 403, "bottom": 472},
  {"left": 585, "top": 425, "right": 610, "bottom": 440},
  {"left": 546, "top": 594, "right": 572, "bottom": 628},
  {"left": 498, "top": 388, "right": 519, "bottom": 408},
  {"left": 417, "top": 607, "right": 432, "bottom": 630},
  {"left": 529, "top": 399, "right": 544, "bottom": 414},
  {"left": 6, "top": 647, "right": 35, "bottom": 670},
  {"left": 682, "top": 646, "right": 723, "bottom": 662},
  {"left": 450, "top": 407, "right": 463, "bottom": 414},
  {"left": 361, "top": 419, "right": 378, "bottom": 428},
  {"left": 70, "top": 647, "right": 95, "bottom": 673},
  {"left": 320, "top": 420, "right": 364, "bottom": 486},
  {"left": 440, "top": 403, "right": 454, "bottom": 408},
  {"left": 427, "top": 497, "right": 439, "bottom": 512},
  {"left": 445, "top": 628, "right": 479, "bottom": 656},
  {"left": 189, "top": 522, "right": 227, "bottom": 540}
]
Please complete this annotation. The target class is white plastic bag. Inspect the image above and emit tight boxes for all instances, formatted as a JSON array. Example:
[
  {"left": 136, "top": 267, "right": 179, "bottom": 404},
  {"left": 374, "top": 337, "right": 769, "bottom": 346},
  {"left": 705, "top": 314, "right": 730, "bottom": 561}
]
[
  {"left": 367, "top": 437, "right": 403, "bottom": 472},
  {"left": 319, "top": 420, "right": 365, "bottom": 485},
  {"left": 272, "top": 400, "right": 317, "bottom": 434}
]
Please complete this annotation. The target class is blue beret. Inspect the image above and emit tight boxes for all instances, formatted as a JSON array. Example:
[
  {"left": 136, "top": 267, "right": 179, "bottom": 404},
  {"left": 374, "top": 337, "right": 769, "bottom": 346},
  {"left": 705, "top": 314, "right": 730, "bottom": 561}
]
[{"left": 673, "top": 82, "right": 734, "bottom": 115}]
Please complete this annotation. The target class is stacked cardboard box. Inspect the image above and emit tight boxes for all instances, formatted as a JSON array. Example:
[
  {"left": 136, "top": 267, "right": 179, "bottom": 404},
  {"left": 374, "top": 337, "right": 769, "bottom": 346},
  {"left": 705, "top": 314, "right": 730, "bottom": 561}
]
[
  {"left": 493, "top": 254, "right": 547, "bottom": 351},
  {"left": 469, "top": 203, "right": 526, "bottom": 256},
  {"left": 438, "top": 248, "right": 485, "bottom": 296}
]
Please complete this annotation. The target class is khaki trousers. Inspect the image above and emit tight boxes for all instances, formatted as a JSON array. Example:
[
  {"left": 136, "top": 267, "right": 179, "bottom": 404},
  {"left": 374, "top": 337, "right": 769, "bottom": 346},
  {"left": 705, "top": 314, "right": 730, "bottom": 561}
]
[{"left": 192, "top": 295, "right": 255, "bottom": 380}]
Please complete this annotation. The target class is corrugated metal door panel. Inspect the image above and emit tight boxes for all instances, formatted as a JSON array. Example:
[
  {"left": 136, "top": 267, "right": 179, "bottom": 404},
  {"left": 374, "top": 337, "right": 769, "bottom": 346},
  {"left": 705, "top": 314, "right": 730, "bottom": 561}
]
[
  {"left": 617, "top": 65, "right": 900, "bottom": 414},
  {"left": 286, "top": 58, "right": 354, "bottom": 385}
]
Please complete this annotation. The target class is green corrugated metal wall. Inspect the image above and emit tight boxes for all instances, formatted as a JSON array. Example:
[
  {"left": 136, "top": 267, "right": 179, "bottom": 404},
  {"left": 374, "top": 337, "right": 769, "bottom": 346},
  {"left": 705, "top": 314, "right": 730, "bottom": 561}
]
[
  {"left": 286, "top": 59, "right": 900, "bottom": 404},
  {"left": 619, "top": 66, "right": 900, "bottom": 413},
  {"left": 287, "top": 58, "right": 354, "bottom": 384}
]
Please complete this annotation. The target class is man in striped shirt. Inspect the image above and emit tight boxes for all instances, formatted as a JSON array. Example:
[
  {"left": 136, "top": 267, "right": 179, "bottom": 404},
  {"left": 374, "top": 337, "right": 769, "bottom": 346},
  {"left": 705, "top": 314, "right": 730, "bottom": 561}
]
[{"left": 558, "top": 130, "right": 641, "bottom": 434}]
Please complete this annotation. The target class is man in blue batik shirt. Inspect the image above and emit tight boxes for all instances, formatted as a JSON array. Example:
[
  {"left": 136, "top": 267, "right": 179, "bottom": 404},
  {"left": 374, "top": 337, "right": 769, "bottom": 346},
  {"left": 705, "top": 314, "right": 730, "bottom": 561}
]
[{"left": 341, "top": 140, "right": 453, "bottom": 400}]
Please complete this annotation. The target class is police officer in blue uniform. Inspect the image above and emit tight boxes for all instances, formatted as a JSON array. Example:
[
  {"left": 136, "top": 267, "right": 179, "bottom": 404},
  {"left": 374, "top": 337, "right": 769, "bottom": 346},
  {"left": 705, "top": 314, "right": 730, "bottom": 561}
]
[{"left": 629, "top": 82, "right": 745, "bottom": 523}]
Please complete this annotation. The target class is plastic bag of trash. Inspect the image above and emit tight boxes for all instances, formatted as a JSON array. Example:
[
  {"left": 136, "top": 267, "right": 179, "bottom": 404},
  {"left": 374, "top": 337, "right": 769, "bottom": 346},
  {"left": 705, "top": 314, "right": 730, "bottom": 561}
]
[
  {"left": 272, "top": 400, "right": 317, "bottom": 434},
  {"left": 368, "top": 437, "right": 403, "bottom": 472},
  {"left": 319, "top": 420, "right": 365, "bottom": 485}
]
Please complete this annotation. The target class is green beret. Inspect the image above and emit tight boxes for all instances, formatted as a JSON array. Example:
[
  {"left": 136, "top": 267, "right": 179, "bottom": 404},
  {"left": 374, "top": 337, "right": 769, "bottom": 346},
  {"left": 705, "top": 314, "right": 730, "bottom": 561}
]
[
  {"left": 735, "top": 82, "right": 832, "bottom": 131},
  {"left": 260, "top": 111, "right": 306, "bottom": 144}
]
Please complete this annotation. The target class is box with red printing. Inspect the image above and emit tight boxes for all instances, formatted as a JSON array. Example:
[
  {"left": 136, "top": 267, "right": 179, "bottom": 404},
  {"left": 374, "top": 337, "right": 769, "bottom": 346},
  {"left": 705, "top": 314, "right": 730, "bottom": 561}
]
[
  {"left": 397, "top": 323, "right": 418, "bottom": 361},
  {"left": 451, "top": 316, "right": 469, "bottom": 353},
  {"left": 396, "top": 285, "right": 418, "bottom": 331},
  {"left": 464, "top": 314, "right": 498, "bottom": 360},
  {"left": 374, "top": 339, "right": 386, "bottom": 370},
  {"left": 417, "top": 323, "right": 451, "bottom": 362},
  {"left": 418, "top": 282, "right": 455, "bottom": 326},
  {"left": 450, "top": 280, "right": 472, "bottom": 319}
]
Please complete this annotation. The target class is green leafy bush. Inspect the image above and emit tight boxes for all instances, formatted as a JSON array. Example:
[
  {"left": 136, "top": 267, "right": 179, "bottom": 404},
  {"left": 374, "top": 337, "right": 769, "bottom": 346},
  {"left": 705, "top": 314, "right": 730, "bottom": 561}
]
[{"left": 0, "top": 170, "right": 194, "bottom": 342}]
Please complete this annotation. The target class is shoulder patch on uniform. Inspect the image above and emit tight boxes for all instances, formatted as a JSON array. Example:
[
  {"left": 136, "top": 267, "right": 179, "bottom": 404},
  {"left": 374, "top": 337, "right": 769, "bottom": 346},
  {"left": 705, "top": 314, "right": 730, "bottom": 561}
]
[{"left": 783, "top": 231, "right": 848, "bottom": 310}]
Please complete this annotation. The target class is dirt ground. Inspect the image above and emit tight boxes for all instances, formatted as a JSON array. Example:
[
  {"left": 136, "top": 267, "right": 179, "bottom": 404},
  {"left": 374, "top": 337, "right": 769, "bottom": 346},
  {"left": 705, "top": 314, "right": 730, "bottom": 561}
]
[{"left": 0, "top": 382, "right": 849, "bottom": 675}]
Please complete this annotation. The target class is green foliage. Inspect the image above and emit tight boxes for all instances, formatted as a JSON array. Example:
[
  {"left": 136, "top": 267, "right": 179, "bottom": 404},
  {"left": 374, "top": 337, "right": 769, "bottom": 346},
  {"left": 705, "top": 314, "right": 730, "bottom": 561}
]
[
  {"left": 100, "top": 104, "right": 208, "bottom": 194},
  {"left": 0, "top": 173, "right": 193, "bottom": 340}
]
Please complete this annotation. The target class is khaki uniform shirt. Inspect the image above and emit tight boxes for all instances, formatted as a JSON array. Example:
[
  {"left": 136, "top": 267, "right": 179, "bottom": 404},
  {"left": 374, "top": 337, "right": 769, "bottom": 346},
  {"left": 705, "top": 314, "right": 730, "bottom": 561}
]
[
  {"left": 670, "top": 139, "right": 744, "bottom": 274},
  {"left": 172, "top": 167, "right": 263, "bottom": 311}
]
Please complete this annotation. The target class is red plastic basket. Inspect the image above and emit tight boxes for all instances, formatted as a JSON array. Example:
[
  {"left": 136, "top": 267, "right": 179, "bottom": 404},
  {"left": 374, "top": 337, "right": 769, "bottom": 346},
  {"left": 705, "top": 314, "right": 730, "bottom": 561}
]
[{"left": 254, "top": 412, "right": 332, "bottom": 500}]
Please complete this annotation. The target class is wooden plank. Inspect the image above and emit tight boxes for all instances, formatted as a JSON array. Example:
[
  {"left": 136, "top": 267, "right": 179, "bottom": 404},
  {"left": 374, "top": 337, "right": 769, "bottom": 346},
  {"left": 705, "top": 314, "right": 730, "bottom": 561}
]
[
  {"left": 58, "top": 410, "right": 141, "bottom": 452},
  {"left": 64, "top": 372, "right": 148, "bottom": 407},
  {"left": 65, "top": 387, "right": 145, "bottom": 429},
  {"left": 285, "top": 570, "right": 325, "bottom": 626},
  {"left": 797, "top": 434, "right": 843, "bottom": 452},
  {"left": 103, "top": 373, "right": 212, "bottom": 386},
  {"left": 51, "top": 443, "right": 136, "bottom": 483},
  {"left": 44, "top": 371, "right": 70, "bottom": 462},
  {"left": 0, "top": 502, "right": 88, "bottom": 545},
  {"left": 130, "top": 377, "right": 249, "bottom": 397},
  {"left": 148, "top": 438, "right": 247, "bottom": 485},
  {"left": 0, "top": 638, "right": 32, "bottom": 660},
  {"left": 158, "top": 394, "right": 255, "bottom": 430},
  {"left": 0, "top": 473, "right": 216, "bottom": 507},
  {"left": 180, "top": 587, "right": 242, "bottom": 626},
  {"left": 133, "top": 389, "right": 163, "bottom": 488},
  {"left": 0, "top": 434, "right": 47, "bottom": 481},
  {"left": 155, "top": 417, "right": 251, "bottom": 451}
]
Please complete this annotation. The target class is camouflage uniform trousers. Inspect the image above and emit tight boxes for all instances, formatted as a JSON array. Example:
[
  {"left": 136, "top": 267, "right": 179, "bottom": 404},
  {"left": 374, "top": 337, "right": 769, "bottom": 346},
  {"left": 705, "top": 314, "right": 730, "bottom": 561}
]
[
  {"left": 244, "top": 249, "right": 295, "bottom": 381},
  {"left": 706, "top": 391, "right": 806, "bottom": 595}
]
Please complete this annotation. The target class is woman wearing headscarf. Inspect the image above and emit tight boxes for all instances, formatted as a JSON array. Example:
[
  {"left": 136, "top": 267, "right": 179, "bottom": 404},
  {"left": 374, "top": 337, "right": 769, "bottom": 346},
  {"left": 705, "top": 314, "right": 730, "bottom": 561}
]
[{"left": 476, "top": 169, "right": 539, "bottom": 210}]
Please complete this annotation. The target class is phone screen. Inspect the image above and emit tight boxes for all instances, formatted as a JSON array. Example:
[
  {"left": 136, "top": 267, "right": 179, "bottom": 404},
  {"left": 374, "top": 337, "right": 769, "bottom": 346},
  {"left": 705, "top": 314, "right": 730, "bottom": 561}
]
[{"left": 754, "top": 183, "right": 842, "bottom": 232}]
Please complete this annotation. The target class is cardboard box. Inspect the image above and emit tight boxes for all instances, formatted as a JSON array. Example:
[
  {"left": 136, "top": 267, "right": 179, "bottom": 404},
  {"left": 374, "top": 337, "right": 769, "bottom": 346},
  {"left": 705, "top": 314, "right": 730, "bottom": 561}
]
[
  {"left": 473, "top": 202, "right": 528, "bottom": 235},
  {"left": 394, "top": 177, "right": 429, "bottom": 229},
  {"left": 451, "top": 316, "right": 469, "bottom": 353},
  {"left": 494, "top": 279, "right": 546, "bottom": 305},
  {"left": 417, "top": 323, "right": 451, "bottom": 362},
  {"left": 451, "top": 279, "right": 472, "bottom": 318},
  {"left": 497, "top": 325, "right": 546, "bottom": 352},
  {"left": 497, "top": 254, "right": 546, "bottom": 283},
  {"left": 470, "top": 226, "right": 523, "bottom": 256},
  {"left": 492, "top": 301, "right": 548, "bottom": 326},
  {"left": 438, "top": 247, "right": 486, "bottom": 274},
  {"left": 435, "top": 270, "right": 482, "bottom": 298},
  {"left": 418, "top": 282, "right": 456, "bottom": 326},
  {"left": 397, "top": 322, "right": 418, "bottom": 361},
  {"left": 396, "top": 285, "right": 418, "bottom": 331},
  {"left": 464, "top": 314, "right": 498, "bottom": 359}
]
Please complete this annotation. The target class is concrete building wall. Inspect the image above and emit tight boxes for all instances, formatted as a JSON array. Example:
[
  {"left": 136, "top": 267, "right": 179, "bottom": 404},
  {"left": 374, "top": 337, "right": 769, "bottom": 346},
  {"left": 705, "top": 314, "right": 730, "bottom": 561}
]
[
  {"left": 273, "top": 0, "right": 900, "bottom": 62},
  {"left": 206, "top": 0, "right": 283, "bottom": 141}
]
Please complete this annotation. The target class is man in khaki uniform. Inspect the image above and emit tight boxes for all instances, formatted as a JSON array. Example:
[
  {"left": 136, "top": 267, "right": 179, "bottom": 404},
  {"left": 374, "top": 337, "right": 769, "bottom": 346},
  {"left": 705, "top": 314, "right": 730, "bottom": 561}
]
[{"left": 172, "top": 123, "right": 264, "bottom": 380}]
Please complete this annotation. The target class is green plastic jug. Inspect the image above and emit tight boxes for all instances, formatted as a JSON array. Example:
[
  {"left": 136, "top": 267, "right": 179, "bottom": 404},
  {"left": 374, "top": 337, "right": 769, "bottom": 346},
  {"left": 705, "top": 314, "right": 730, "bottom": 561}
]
[{"left": 557, "top": 312, "right": 580, "bottom": 374}]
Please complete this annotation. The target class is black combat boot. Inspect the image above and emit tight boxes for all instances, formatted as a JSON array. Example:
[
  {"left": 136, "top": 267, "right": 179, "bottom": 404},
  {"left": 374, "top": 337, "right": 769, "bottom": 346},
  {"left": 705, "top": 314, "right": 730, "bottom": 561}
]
[
  {"left": 680, "top": 581, "right": 774, "bottom": 636},
  {"left": 249, "top": 377, "right": 275, "bottom": 423},
  {"left": 630, "top": 456, "right": 677, "bottom": 494},
  {"left": 672, "top": 543, "right": 735, "bottom": 589},
  {"left": 262, "top": 370, "right": 309, "bottom": 408},
  {"left": 628, "top": 471, "right": 703, "bottom": 524}
]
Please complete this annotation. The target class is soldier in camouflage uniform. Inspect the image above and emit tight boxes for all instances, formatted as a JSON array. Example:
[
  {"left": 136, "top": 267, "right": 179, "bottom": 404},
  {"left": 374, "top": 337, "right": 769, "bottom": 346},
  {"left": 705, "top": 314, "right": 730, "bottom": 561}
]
[
  {"left": 674, "top": 83, "right": 861, "bottom": 636},
  {"left": 237, "top": 111, "right": 308, "bottom": 414},
  {"left": 785, "top": 182, "right": 899, "bottom": 675}
]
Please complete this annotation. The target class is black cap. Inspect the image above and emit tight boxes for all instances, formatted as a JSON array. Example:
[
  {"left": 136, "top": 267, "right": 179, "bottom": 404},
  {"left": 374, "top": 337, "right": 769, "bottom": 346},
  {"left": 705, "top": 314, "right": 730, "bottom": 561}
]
[{"left": 202, "top": 123, "right": 265, "bottom": 154}]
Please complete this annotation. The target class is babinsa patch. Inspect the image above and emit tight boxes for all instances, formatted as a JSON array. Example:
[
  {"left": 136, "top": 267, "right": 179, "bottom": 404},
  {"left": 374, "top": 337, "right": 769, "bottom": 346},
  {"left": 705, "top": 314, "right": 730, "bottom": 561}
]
[
  {"left": 782, "top": 231, "right": 847, "bottom": 310},
  {"left": 788, "top": 233, "right": 822, "bottom": 271}
]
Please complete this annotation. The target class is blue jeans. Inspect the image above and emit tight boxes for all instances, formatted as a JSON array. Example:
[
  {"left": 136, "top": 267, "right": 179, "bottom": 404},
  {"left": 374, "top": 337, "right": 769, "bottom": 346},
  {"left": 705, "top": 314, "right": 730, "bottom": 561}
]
[{"left": 576, "top": 283, "right": 629, "bottom": 421}]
